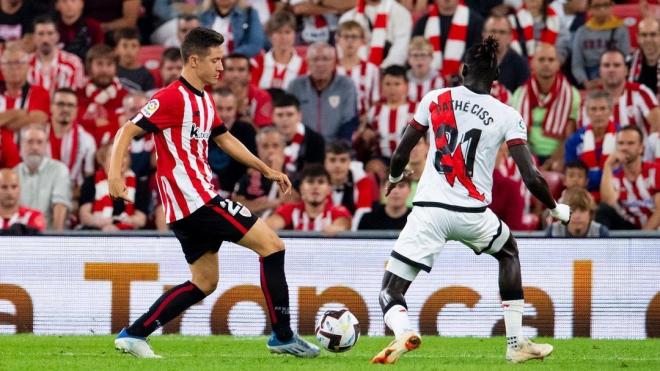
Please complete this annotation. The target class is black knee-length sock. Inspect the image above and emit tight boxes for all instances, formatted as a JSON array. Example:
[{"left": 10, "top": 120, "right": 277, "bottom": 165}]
[
  {"left": 260, "top": 250, "right": 293, "bottom": 341},
  {"left": 126, "top": 280, "right": 206, "bottom": 337}
]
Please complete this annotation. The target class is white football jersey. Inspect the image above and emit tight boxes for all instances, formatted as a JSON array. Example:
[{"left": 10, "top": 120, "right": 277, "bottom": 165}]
[{"left": 413, "top": 86, "right": 527, "bottom": 208}]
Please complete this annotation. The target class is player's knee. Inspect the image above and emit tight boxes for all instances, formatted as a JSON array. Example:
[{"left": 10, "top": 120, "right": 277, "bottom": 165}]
[
  {"left": 495, "top": 235, "right": 519, "bottom": 260},
  {"left": 264, "top": 234, "right": 285, "bottom": 254},
  {"left": 192, "top": 273, "right": 218, "bottom": 295},
  {"left": 378, "top": 287, "right": 404, "bottom": 310}
]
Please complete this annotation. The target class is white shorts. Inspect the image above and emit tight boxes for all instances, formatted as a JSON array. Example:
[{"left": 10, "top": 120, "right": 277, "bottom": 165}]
[{"left": 389, "top": 205, "right": 510, "bottom": 276}]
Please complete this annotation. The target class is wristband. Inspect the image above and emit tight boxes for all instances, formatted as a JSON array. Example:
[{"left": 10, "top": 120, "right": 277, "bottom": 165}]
[{"left": 388, "top": 173, "right": 403, "bottom": 183}]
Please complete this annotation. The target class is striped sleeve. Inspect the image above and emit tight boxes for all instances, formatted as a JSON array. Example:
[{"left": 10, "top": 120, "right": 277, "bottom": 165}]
[
  {"left": 132, "top": 88, "right": 183, "bottom": 132},
  {"left": 634, "top": 84, "right": 659, "bottom": 118}
]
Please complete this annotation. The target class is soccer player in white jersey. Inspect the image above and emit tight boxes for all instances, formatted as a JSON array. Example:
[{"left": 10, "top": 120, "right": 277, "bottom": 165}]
[
  {"left": 108, "top": 27, "right": 319, "bottom": 359},
  {"left": 371, "top": 37, "right": 571, "bottom": 365}
]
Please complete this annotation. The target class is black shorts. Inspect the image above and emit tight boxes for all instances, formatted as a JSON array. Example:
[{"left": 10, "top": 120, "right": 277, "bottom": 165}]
[{"left": 170, "top": 196, "right": 258, "bottom": 264}]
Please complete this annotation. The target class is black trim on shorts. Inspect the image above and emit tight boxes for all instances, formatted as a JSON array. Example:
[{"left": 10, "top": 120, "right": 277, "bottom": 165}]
[
  {"left": 134, "top": 115, "right": 160, "bottom": 133},
  {"left": 482, "top": 218, "right": 503, "bottom": 255},
  {"left": 412, "top": 201, "right": 487, "bottom": 213},
  {"left": 391, "top": 251, "right": 432, "bottom": 273}
]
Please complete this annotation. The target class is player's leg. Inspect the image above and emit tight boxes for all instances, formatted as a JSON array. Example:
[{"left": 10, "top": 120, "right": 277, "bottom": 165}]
[
  {"left": 493, "top": 235, "right": 553, "bottom": 363},
  {"left": 237, "top": 218, "right": 320, "bottom": 357}
]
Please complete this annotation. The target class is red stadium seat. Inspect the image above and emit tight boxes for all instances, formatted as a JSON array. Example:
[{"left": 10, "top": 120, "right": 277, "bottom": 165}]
[{"left": 138, "top": 45, "right": 166, "bottom": 71}]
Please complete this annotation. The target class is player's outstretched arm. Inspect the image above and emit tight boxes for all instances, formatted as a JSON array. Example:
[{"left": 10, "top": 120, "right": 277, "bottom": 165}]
[
  {"left": 509, "top": 142, "right": 570, "bottom": 223},
  {"left": 386, "top": 123, "right": 426, "bottom": 195},
  {"left": 108, "top": 121, "right": 145, "bottom": 202},
  {"left": 214, "top": 131, "right": 292, "bottom": 194}
]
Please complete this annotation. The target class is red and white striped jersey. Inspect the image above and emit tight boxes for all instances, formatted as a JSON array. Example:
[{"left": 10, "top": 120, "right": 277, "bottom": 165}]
[
  {"left": 0, "top": 85, "right": 50, "bottom": 115},
  {"left": 212, "top": 16, "right": 234, "bottom": 54},
  {"left": 612, "top": 162, "right": 658, "bottom": 228},
  {"left": 27, "top": 49, "right": 85, "bottom": 93},
  {"left": 252, "top": 50, "right": 307, "bottom": 90},
  {"left": 581, "top": 82, "right": 658, "bottom": 137},
  {"left": 274, "top": 201, "right": 352, "bottom": 231},
  {"left": 336, "top": 60, "right": 380, "bottom": 115},
  {"left": 47, "top": 123, "right": 97, "bottom": 186},
  {"left": 407, "top": 70, "right": 445, "bottom": 103},
  {"left": 1, "top": 206, "right": 46, "bottom": 232},
  {"left": 131, "top": 77, "right": 227, "bottom": 223},
  {"left": 368, "top": 101, "right": 417, "bottom": 157}
]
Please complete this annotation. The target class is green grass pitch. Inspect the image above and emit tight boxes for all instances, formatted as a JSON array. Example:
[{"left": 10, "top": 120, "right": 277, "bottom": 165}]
[{"left": 1, "top": 335, "right": 659, "bottom": 370}]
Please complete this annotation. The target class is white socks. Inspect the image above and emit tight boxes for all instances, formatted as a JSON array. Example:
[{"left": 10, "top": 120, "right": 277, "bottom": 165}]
[
  {"left": 384, "top": 304, "right": 414, "bottom": 339},
  {"left": 502, "top": 299, "right": 524, "bottom": 350}
]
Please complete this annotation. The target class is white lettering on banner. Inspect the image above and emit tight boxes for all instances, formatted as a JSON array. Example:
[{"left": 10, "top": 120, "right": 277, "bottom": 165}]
[{"left": 0, "top": 238, "right": 658, "bottom": 338}]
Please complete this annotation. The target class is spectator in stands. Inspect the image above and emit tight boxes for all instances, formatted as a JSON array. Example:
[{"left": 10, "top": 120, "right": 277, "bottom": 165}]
[
  {"left": 27, "top": 15, "right": 85, "bottom": 94},
  {"left": 0, "top": 43, "right": 50, "bottom": 130},
  {"left": 199, "top": 0, "right": 265, "bottom": 57},
  {"left": 165, "top": 14, "right": 201, "bottom": 48},
  {"left": 546, "top": 187, "right": 609, "bottom": 237},
  {"left": 597, "top": 126, "right": 660, "bottom": 230},
  {"left": 584, "top": 49, "right": 660, "bottom": 138},
  {"left": 266, "top": 164, "right": 351, "bottom": 233},
  {"left": 357, "top": 177, "right": 411, "bottom": 230},
  {"left": 571, "top": 0, "right": 630, "bottom": 89},
  {"left": 507, "top": 0, "right": 560, "bottom": 60},
  {"left": 338, "top": 0, "right": 412, "bottom": 68},
  {"left": 252, "top": 11, "right": 307, "bottom": 90},
  {"left": 15, "top": 125, "right": 71, "bottom": 231},
  {"left": 412, "top": 0, "right": 484, "bottom": 82},
  {"left": 84, "top": 0, "right": 140, "bottom": 36},
  {"left": 0, "top": 168, "right": 46, "bottom": 235},
  {"left": 552, "top": 0, "right": 587, "bottom": 83},
  {"left": 114, "top": 28, "right": 155, "bottom": 92},
  {"left": 150, "top": 47, "right": 183, "bottom": 90},
  {"left": 208, "top": 88, "right": 257, "bottom": 196},
  {"left": 335, "top": 20, "right": 380, "bottom": 121},
  {"left": 406, "top": 37, "right": 445, "bottom": 103},
  {"left": 0, "top": 126, "right": 19, "bottom": 169},
  {"left": 359, "top": 65, "right": 415, "bottom": 160},
  {"left": 629, "top": 18, "right": 660, "bottom": 96},
  {"left": 153, "top": 0, "right": 205, "bottom": 27},
  {"left": 272, "top": 93, "right": 325, "bottom": 176},
  {"left": 0, "top": 0, "right": 40, "bottom": 44},
  {"left": 220, "top": 53, "right": 273, "bottom": 128},
  {"left": 290, "top": 0, "right": 351, "bottom": 45},
  {"left": 482, "top": 14, "right": 529, "bottom": 93},
  {"left": 79, "top": 142, "right": 148, "bottom": 231},
  {"left": 404, "top": 135, "right": 429, "bottom": 206},
  {"left": 77, "top": 44, "right": 128, "bottom": 145},
  {"left": 233, "top": 127, "right": 292, "bottom": 218},
  {"left": 55, "top": 0, "right": 104, "bottom": 61},
  {"left": 117, "top": 92, "right": 156, "bottom": 181},
  {"left": 48, "top": 88, "right": 97, "bottom": 187},
  {"left": 512, "top": 43, "right": 580, "bottom": 171},
  {"left": 325, "top": 140, "right": 379, "bottom": 217},
  {"left": 288, "top": 43, "right": 358, "bottom": 141},
  {"left": 563, "top": 160, "right": 589, "bottom": 191},
  {"left": 565, "top": 90, "right": 617, "bottom": 197}
]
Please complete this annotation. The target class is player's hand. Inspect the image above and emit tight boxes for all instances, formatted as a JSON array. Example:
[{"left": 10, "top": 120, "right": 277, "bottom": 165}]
[
  {"left": 264, "top": 169, "right": 292, "bottom": 195},
  {"left": 108, "top": 177, "right": 133, "bottom": 204},
  {"left": 385, "top": 170, "right": 413, "bottom": 197},
  {"left": 549, "top": 203, "right": 571, "bottom": 224}
]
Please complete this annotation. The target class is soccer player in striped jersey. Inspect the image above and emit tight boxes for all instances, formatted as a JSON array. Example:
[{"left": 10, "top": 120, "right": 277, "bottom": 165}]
[{"left": 109, "top": 27, "right": 319, "bottom": 359}]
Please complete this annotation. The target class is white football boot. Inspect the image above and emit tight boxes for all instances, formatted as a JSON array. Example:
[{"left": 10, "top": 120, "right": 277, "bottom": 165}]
[
  {"left": 115, "top": 328, "right": 162, "bottom": 359},
  {"left": 506, "top": 337, "right": 553, "bottom": 363}
]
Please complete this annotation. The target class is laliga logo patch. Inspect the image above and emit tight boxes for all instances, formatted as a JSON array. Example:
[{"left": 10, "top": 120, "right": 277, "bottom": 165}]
[
  {"left": 141, "top": 99, "right": 160, "bottom": 118},
  {"left": 518, "top": 120, "right": 525, "bottom": 131}
]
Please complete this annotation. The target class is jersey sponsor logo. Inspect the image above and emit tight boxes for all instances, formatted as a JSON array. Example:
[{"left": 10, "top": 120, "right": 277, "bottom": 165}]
[
  {"left": 328, "top": 95, "right": 340, "bottom": 108},
  {"left": 141, "top": 99, "right": 160, "bottom": 118},
  {"left": 190, "top": 123, "right": 210, "bottom": 140}
]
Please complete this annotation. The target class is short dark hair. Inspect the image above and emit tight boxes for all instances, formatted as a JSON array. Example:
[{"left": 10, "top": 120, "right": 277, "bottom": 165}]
[
  {"left": 266, "top": 10, "right": 297, "bottom": 35},
  {"left": 325, "top": 140, "right": 352, "bottom": 155},
  {"left": 53, "top": 87, "right": 77, "bottom": 98},
  {"left": 565, "top": 160, "right": 588, "bottom": 177},
  {"left": 301, "top": 164, "right": 330, "bottom": 183},
  {"left": 86, "top": 44, "right": 117, "bottom": 68},
  {"left": 33, "top": 14, "right": 56, "bottom": 28},
  {"left": 463, "top": 35, "right": 499, "bottom": 81},
  {"left": 161, "top": 47, "right": 182, "bottom": 63},
  {"left": 382, "top": 65, "right": 408, "bottom": 82},
  {"left": 600, "top": 47, "right": 626, "bottom": 63},
  {"left": 212, "top": 86, "right": 234, "bottom": 98},
  {"left": 180, "top": 27, "right": 225, "bottom": 63},
  {"left": 113, "top": 27, "right": 140, "bottom": 44},
  {"left": 273, "top": 93, "right": 300, "bottom": 110},
  {"left": 224, "top": 52, "right": 250, "bottom": 65},
  {"left": 619, "top": 125, "right": 644, "bottom": 143}
]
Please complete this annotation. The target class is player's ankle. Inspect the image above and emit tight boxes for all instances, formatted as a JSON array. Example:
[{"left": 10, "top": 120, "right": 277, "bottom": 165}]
[
  {"left": 273, "top": 326, "right": 293, "bottom": 342},
  {"left": 506, "top": 335, "right": 523, "bottom": 350}
]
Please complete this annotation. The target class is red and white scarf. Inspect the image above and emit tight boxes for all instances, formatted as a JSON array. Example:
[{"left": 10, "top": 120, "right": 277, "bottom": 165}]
[
  {"left": 337, "top": 60, "right": 380, "bottom": 115},
  {"left": 356, "top": 0, "right": 391, "bottom": 66},
  {"left": 579, "top": 121, "right": 617, "bottom": 169},
  {"left": 284, "top": 123, "right": 305, "bottom": 173},
  {"left": 515, "top": 74, "right": 574, "bottom": 139},
  {"left": 425, "top": 3, "right": 469, "bottom": 77},
  {"left": 628, "top": 49, "right": 660, "bottom": 97},
  {"left": 27, "top": 49, "right": 84, "bottom": 93},
  {"left": 48, "top": 123, "right": 79, "bottom": 172},
  {"left": 407, "top": 70, "right": 445, "bottom": 102},
  {"left": 509, "top": 5, "right": 559, "bottom": 58},
  {"left": 84, "top": 77, "right": 123, "bottom": 106},
  {"left": 257, "top": 50, "right": 306, "bottom": 90},
  {"left": 92, "top": 169, "right": 136, "bottom": 229},
  {"left": 490, "top": 81, "right": 510, "bottom": 104},
  {"left": 370, "top": 101, "right": 417, "bottom": 157}
]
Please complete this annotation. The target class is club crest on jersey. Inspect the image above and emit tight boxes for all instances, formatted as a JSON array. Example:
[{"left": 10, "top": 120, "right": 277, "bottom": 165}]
[
  {"left": 141, "top": 99, "right": 160, "bottom": 118},
  {"left": 189, "top": 123, "right": 210, "bottom": 140},
  {"left": 328, "top": 95, "right": 340, "bottom": 108}
]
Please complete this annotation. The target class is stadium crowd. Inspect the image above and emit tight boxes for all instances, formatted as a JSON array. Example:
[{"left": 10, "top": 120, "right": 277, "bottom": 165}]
[{"left": 0, "top": 0, "right": 658, "bottom": 237}]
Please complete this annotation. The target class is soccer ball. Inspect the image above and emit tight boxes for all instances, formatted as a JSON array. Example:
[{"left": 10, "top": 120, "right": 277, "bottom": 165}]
[{"left": 314, "top": 309, "right": 360, "bottom": 352}]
